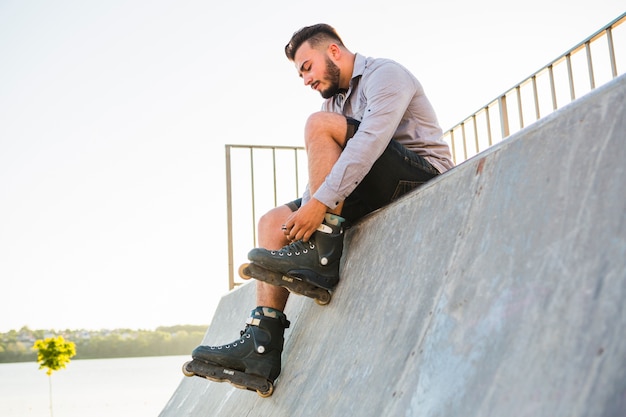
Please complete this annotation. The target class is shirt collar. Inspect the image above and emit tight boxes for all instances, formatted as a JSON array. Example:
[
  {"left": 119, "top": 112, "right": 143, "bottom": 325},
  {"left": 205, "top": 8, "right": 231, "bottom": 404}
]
[
  {"left": 352, "top": 53, "right": 366, "bottom": 80},
  {"left": 339, "top": 53, "right": 364, "bottom": 97}
]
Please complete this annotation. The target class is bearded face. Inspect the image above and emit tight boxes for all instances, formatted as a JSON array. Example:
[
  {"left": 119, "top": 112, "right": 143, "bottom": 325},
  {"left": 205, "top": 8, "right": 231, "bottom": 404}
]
[{"left": 320, "top": 56, "right": 341, "bottom": 99}]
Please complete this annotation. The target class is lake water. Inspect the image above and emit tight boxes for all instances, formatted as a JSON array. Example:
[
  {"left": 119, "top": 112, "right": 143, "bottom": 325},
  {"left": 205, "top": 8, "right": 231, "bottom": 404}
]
[{"left": 0, "top": 355, "right": 189, "bottom": 417}]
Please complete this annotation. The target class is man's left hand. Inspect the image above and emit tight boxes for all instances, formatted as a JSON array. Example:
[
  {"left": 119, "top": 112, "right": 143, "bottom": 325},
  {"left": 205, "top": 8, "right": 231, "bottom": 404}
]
[{"left": 283, "top": 199, "right": 328, "bottom": 242}]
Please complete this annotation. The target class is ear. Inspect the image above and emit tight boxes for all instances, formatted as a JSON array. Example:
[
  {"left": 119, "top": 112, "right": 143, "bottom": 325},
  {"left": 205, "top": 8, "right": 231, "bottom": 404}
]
[{"left": 327, "top": 43, "right": 341, "bottom": 60}]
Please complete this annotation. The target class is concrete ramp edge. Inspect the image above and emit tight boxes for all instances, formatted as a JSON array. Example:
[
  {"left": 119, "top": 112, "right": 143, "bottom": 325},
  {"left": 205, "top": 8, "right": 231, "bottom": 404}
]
[{"left": 160, "top": 74, "right": 626, "bottom": 417}]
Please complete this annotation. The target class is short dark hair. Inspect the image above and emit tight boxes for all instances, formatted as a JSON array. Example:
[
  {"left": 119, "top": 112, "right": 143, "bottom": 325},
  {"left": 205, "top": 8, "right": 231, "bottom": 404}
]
[{"left": 285, "top": 24, "right": 344, "bottom": 61}]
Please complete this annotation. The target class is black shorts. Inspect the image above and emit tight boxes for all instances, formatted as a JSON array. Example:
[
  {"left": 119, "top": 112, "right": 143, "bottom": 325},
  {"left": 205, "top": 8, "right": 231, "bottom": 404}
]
[{"left": 286, "top": 117, "right": 440, "bottom": 225}]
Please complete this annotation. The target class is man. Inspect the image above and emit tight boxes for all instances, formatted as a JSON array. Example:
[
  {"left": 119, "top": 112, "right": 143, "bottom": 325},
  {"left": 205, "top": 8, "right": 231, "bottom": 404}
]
[{"left": 185, "top": 24, "right": 454, "bottom": 396}]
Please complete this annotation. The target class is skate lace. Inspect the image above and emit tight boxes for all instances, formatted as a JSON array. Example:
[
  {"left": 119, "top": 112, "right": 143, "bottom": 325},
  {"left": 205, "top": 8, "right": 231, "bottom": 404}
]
[
  {"left": 271, "top": 240, "right": 315, "bottom": 257},
  {"left": 208, "top": 327, "right": 251, "bottom": 351}
]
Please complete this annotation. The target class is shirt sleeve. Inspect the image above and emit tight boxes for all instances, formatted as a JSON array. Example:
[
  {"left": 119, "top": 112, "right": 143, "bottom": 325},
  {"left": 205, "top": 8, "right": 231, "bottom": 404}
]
[{"left": 313, "top": 62, "right": 418, "bottom": 209}]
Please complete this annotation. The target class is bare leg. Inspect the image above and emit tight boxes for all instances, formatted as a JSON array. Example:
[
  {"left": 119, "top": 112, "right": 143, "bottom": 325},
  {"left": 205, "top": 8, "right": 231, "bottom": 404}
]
[
  {"left": 303, "top": 112, "right": 350, "bottom": 214},
  {"left": 255, "top": 205, "right": 292, "bottom": 310},
  {"left": 255, "top": 112, "right": 350, "bottom": 310}
]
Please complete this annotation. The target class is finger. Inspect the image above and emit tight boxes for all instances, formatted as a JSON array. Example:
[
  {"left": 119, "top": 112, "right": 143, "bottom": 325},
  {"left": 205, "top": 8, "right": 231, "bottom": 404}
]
[
  {"left": 298, "top": 225, "right": 313, "bottom": 242},
  {"left": 285, "top": 211, "right": 297, "bottom": 226},
  {"left": 289, "top": 225, "right": 298, "bottom": 240},
  {"left": 289, "top": 225, "right": 302, "bottom": 242}
]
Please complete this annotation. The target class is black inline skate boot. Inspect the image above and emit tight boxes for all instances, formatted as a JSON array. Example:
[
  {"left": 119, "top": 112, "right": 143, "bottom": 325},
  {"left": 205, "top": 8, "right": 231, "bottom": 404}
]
[
  {"left": 246, "top": 213, "right": 345, "bottom": 291},
  {"left": 182, "top": 307, "right": 290, "bottom": 397}
]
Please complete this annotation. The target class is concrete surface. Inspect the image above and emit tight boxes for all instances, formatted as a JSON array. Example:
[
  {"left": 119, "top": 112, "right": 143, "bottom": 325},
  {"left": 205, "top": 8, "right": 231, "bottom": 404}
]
[{"left": 160, "top": 74, "right": 626, "bottom": 417}]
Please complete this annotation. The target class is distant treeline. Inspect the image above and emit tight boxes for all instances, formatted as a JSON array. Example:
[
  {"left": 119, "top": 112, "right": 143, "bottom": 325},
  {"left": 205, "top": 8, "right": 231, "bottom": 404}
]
[{"left": 0, "top": 325, "right": 207, "bottom": 363}]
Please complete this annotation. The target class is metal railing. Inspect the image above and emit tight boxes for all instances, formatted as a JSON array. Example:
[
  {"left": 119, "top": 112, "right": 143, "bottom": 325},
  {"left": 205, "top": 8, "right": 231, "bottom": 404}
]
[
  {"left": 224, "top": 13, "right": 625, "bottom": 290},
  {"left": 444, "top": 12, "right": 625, "bottom": 163},
  {"left": 225, "top": 145, "right": 307, "bottom": 289}
]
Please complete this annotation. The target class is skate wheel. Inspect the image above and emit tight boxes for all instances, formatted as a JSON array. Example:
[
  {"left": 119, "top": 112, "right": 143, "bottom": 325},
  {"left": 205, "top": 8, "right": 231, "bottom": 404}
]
[
  {"left": 257, "top": 382, "right": 274, "bottom": 398},
  {"left": 315, "top": 292, "right": 331, "bottom": 306},
  {"left": 238, "top": 263, "right": 252, "bottom": 280},
  {"left": 182, "top": 361, "right": 195, "bottom": 377}
]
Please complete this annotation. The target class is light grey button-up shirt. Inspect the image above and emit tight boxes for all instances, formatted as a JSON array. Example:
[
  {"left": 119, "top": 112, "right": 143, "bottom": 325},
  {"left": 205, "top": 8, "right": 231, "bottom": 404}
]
[{"left": 305, "top": 53, "right": 454, "bottom": 209}]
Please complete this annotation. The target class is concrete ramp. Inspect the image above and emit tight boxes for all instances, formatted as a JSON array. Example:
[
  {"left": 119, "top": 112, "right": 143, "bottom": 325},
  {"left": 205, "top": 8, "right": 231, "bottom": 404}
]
[{"left": 160, "top": 74, "right": 626, "bottom": 417}]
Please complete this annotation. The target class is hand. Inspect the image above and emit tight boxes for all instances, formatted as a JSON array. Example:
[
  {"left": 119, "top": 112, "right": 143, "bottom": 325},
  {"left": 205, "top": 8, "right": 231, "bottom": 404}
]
[{"left": 282, "top": 199, "right": 327, "bottom": 242}]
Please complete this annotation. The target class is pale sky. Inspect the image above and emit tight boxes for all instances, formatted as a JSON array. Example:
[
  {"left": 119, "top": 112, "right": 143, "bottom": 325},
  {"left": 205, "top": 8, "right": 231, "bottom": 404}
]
[{"left": 1, "top": 1, "right": 623, "bottom": 332}]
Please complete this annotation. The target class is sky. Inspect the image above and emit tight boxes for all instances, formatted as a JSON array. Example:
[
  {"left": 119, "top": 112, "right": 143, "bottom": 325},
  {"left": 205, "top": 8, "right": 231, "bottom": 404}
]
[{"left": 1, "top": 0, "right": 624, "bottom": 332}]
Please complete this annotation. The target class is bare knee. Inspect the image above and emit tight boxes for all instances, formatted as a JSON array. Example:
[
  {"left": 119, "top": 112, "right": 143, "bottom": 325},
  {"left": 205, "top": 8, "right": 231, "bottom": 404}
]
[
  {"left": 257, "top": 205, "right": 292, "bottom": 249},
  {"left": 304, "top": 112, "right": 348, "bottom": 148},
  {"left": 257, "top": 208, "right": 284, "bottom": 236}
]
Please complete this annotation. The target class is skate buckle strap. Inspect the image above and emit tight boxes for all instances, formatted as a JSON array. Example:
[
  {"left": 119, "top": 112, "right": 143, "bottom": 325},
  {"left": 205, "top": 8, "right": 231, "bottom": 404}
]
[
  {"left": 316, "top": 223, "right": 333, "bottom": 234},
  {"left": 246, "top": 316, "right": 291, "bottom": 329},
  {"left": 246, "top": 317, "right": 261, "bottom": 326}
]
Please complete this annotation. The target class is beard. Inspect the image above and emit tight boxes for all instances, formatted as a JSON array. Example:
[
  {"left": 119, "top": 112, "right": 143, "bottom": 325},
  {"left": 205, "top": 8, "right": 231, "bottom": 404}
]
[{"left": 319, "top": 56, "right": 341, "bottom": 99}]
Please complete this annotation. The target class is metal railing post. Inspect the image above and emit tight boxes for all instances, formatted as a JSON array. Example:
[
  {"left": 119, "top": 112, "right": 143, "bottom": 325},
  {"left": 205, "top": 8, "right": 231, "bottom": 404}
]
[
  {"left": 225, "top": 145, "right": 235, "bottom": 291},
  {"left": 498, "top": 95, "right": 510, "bottom": 139}
]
